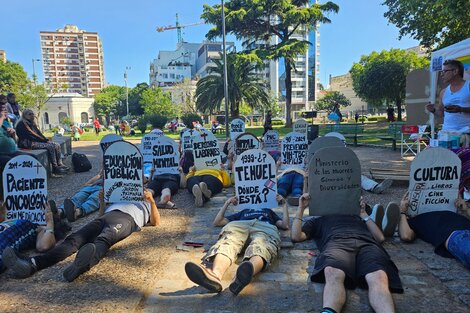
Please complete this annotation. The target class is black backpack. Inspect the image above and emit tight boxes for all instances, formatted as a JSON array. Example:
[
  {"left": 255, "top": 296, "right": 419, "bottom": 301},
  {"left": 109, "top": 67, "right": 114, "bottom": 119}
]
[{"left": 72, "top": 152, "right": 92, "bottom": 172}]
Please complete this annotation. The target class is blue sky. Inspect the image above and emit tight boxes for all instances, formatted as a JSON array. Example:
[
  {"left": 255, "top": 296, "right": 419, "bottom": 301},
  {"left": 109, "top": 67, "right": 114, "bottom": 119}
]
[{"left": 1, "top": 0, "right": 419, "bottom": 88}]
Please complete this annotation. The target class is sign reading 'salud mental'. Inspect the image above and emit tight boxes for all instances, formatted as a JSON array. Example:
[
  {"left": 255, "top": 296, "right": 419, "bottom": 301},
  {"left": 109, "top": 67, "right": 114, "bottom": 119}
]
[
  {"left": 103, "top": 141, "right": 144, "bottom": 203},
  {"left": 408, "top": 147, "right": 460, "bottom": 216},
  {"left": 263, "top": 130, "right": 280, "bottom": 152},
  {"left": 281, "top": 132, "right": 308, "bottom": 170},
  {"left": 293, "top": 119, "right": 308, "bottom": 138},
  {"left": 141, "top": 134, "right": 179, "bottom": 177},
  {"left": 181, "top": 129, "right": 196, "bottom": 152},
  {"left": 192, "top": 129, "right": 221, "bottom": 169},
  {"left": 100, "top": 134, "right": 123, "bottom": 152},
  {"left": 309, "top": 147, "right": 361, "bottom": 216},
  {"left": 230, "top": 118, "right": 245, "bottom": 140},
  {"left": 234, "top": 149, "right": 277, "bottom": 210},
  {"left": 235, "top": 132, "right": 260, "bottom": 156},
  {"left": 3, "top": 155, "right": 47, "bottom": 224}
]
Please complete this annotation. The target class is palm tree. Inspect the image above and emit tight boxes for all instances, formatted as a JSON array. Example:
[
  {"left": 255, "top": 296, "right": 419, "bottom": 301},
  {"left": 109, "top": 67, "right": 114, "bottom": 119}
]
[{"left": 195, "top": 53, "right": 270, "bottom": 117}]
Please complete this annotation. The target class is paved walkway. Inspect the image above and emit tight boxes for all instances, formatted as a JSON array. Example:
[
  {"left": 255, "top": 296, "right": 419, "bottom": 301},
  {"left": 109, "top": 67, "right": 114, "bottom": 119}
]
[{"left": 142, "top": 147, "right": 470, "bottom": 313}]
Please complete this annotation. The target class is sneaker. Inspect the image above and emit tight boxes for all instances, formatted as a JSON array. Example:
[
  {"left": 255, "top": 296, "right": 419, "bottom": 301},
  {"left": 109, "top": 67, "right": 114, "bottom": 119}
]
[
  {"left": 48, "top": 200, "right": 58, "bottom": 215},
  {"left": 2, "top": 247, "right": 37, "bottom": 278},
  {"left": 184, "top": 262, "right": 222, "bottom": 293},
  {"left": 63, "top": 243, "right": 96, "bottom": 282},
  {"left": 229, "top": 261, "right": 254, "bottom": 296},
  {"left": 382, "top": 202, "right": 400, "bottom": 237},
  {"left": 199, "top": 182, "right": 212, "bottom": 199},
  {"left": 63, "top": 198, "right": 76, "bottom": 222},
  {"left": 369, "top": 204, "right": 385, "bottom": 231},
  {"left": 372, "top": 179, "right": 393, "bottom": 194},
  {"left": 53, "top": 167, "right": 68, "bottom": 175},
  {"left": 287, "top": 196, "right": 300, "bottom": 206},
  {"left": 192, "top": 184, "right": 204, "bottom": 207}
]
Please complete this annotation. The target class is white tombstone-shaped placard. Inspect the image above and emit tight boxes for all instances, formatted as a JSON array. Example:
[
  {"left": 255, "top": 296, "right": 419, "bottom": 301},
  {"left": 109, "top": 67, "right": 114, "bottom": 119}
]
[
  {"left": 192, "top": 129, "right": 221, "bottom": 169},
  {"left": 234, "top": 149, "right": 277, "bottom": 210},
  {"left": 263, "top": 130, "right": 280, "bottom": 152},
  {"left": 281, "top": 132, "right": 308, "bottom": 170},
  {"left": 150, "top": 128, "right": 164, "bottom": 136},
  {"left": 103, "top": 141, "right": 144, "bottom": 203},
  {"left": 3, "top": 155, "right": 47, "bottom": 224},
  {"left": 308, "top": 147, "right": 362, "bottom": 216},
  {"left": 230, "top": 118, "right": 245, "bottom": 140},
  {"left": 181, "top": 129, "right": 196, "bottom": 152},
  {"left": 100, "top": 134, "right": 123, "bottom": 152},
  {"left": 307, "top": 136, "right": 345, "bottom": 163},
  {"left": 293, "top": 118, "right": 309, "bottom": 138},
  {"left": 408, "top": 147, "right": 460, "bottom": 216},
  {"left": 141, "top": 134, "right": 179, "bottom": 178},
  {"left": 235, "top": 132, "right": 260, "bottom": 156}
]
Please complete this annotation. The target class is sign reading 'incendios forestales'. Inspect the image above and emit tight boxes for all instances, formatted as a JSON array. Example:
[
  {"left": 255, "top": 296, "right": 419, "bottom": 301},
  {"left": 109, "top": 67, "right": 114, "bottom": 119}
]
[
  {"left": 103, "top": 141, "right": 144, "bottom": 203},
  {"left": 3, "top": 155, "right": 47, "bottom": 224},
  {"left": 234, "top": 149, "right": 277, "bottom": 210},
  {"left": 192, "top": 129, "right": 221, "bottom": 169}
]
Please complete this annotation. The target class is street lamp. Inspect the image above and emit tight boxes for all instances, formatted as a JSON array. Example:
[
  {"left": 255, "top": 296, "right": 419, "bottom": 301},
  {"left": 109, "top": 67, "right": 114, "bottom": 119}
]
[
  {"left": 124, "top": 66, "right": 131, "bottom": 116},
  {"left": 221, "top": 0, "right": 229, "bottom": 139},
  {"left": 32, "top": 58, "right": 41, "bottom": 84}
]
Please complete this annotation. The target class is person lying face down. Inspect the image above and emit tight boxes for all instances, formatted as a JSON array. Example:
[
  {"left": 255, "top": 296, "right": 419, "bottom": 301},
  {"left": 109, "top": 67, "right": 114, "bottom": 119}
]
[
  {"left": 291, "top": 194, "right": 403, "bottom": 313},
  {"left": 184, "top": 194, "right": 289, "bottom": 295}
]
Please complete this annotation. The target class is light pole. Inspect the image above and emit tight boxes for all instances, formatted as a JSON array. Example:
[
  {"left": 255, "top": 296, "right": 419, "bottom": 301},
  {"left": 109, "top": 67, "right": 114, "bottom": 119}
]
[
  {"left": 32, "top": 58, "right": 40, "bottom": 84},
  {"left": 124, "top": 66, "right": 131, "bottom": 117},
  {"left": 221, "top": 0, "right": 230, "bottom": 140}
]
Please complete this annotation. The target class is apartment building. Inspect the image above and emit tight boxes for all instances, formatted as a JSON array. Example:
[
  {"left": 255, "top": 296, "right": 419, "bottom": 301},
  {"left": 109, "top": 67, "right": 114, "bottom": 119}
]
[{"left": 40, "top": 25, "right": 105, "bottom": 96}]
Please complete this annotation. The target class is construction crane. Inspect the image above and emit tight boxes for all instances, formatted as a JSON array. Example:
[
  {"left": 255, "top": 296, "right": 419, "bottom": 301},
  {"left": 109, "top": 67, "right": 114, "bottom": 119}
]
[{"left": 156, "top": 13, "right": 205, "bottom": 43}]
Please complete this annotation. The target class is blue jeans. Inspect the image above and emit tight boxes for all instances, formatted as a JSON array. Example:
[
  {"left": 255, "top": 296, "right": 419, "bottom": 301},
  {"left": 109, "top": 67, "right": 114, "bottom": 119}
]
[
  {"left": 447, "top": 230, "right": 470, "bottom": 269},
  {"left": 60, "top": 185, "right": 101, "bottom": 216},
  {"left": 277, "top": 172, "right": 304, "bottom": 198}
]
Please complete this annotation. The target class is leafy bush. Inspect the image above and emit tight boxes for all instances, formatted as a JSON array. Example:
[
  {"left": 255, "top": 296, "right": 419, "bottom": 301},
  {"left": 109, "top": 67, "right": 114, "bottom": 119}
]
[
  {"left": 272, "top": 119, "right": 284, "bottom": 126},
  {"left": 181, "top": 113, "right": 203, "bottom": 129},
  {"left": 137, "top": 117, "right": 149, "bottom": 134},
  {"left": 146, "top": 114, "right": 168, "bottom": 130},
  {"left": 60, "top": 116, "right": 72, "bottom": 126}
]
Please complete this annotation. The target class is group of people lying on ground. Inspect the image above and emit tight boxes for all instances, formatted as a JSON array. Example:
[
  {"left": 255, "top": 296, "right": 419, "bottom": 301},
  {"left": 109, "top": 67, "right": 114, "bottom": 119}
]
[{"left": 0, "top": 121, "right": 470, "bottom": 313}]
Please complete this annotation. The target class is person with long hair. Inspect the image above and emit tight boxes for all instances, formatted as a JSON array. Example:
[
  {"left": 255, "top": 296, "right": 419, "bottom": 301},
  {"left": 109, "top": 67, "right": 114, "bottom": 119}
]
[{"left": 15, "top": 109, "right": 69, "bottom": 174}]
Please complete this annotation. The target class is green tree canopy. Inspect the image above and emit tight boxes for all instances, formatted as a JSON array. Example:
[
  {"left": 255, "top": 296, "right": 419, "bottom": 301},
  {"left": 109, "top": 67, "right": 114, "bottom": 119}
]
[
  {"left": 141, "top": 87, "right": 179, "bottom": 118},
  {"left": 0, "top": 61, "right": 29, "bottom": 95},
  {"left": 128, "top": 82, "right": 150, "bottom": 116},
  {"left": 383, "top": 0, "right": 470, "bottom": 49},
  {"left": 195, "top": 53, "right": 270, "bottom": 117},
  {"left": 94, "top": 85, "right": 126, "bottom": 122},
  {"left": 201, "top": 0, "right": 339, "bottom": 126},
  {"left": 349, "top": 49, "right": 429, "bottom": 121},
  {"left": 315, "top": 91, "right": 351, "bottom": 111}
]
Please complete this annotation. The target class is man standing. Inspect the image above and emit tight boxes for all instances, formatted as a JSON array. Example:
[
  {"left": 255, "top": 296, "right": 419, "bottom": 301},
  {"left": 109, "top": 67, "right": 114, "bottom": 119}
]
[
  {"left": 291, "top": 194, "right": 402, "bottom": 313},
  {"left": 386, "top": 106, "right": 395, "bottom": 122},
  {"left": 263, "top": 110, "right": 273, "bottom": 136},
  {"left": 93, "top": 117, "right": 101, "bottom": 135},
  {"left": 426, "top": 59, "right": 470, "bottom": 131}
]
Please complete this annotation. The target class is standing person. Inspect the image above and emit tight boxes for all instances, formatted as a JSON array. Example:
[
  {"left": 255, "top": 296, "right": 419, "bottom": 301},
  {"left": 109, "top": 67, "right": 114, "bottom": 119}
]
[
  {"left": 386, "top": 106, "right": 395, "bottom": 122},
  {"left": 426, "top": 59, "right": 470, "bottom": 131},
  {"left": 291, "top": 194, "right": 403, "bottom": 313},
  {"left": 93, "top": 117, "right": 101, "bottom": 135},
  {"left": 15, "top": 109, "right": 69, "bottom": 174},
  {"left": 114, "top": 120, "right": 121, "bottom": 135},
  {"left": 6, "top": 93, "right": 21, "bottom": 126},
  {"left": 263, "top": 110, "right": 273, "bottom": 136},
  {"left": 355, "top": 112, "right": 359, "bottom": 123},
  {"left": 70, "top": 124, "right": 81, "bottom": 141},
  {"left": 332, "top": 102, "right": 343, "bottom": 124},
  {"left": 3, "top": 190, "right": 161, "bottom": 282}
]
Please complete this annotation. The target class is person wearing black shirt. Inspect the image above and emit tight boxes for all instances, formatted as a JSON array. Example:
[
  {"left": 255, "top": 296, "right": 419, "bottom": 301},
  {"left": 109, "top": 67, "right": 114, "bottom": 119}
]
[
  {"left": 185, "top": 195, "right": 289, "bottom": 295},
  {"left": 263, "top": 110, "right": 273, "bottom": 136},
  {"left": 291, "top": 194, "right": 402, "bottom": 313},
  {"left": 398, "top": 192, "right": 470, "bottom": 269}
]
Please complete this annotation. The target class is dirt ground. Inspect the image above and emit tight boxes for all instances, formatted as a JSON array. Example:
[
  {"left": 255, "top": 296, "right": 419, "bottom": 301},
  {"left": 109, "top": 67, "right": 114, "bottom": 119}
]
[{"left": 0, "top": 141, "right": 410, "bottom": 313}]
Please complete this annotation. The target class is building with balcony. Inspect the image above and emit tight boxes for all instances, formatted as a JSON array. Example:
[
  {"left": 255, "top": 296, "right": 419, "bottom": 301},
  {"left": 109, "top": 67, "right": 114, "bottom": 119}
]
[{"left": 40, "top": 25, "right": 105, "bottom": 96}]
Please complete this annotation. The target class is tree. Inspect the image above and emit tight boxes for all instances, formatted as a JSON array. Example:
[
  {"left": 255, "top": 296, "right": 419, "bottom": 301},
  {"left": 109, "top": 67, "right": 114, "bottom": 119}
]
[
  {"left": 141, "top": 87, "right": 179, "bottom": 118},
  {"left": 0, "top": 61, "right": 29, "bottom": 95},
  {"left": 173, "top": 78, "right": 197, "bottom": 113},
  {"left": 383, "top": 0, "right": 470, "bottom": 49},
  {"left": 201, "top": 0, "right": 339, "bottom": 127},
  {"left": 349, "top": 49, "right": 429, "bottom": 121},
  {"left": 94, "top": 85, "right": 126, "bottom": 123},
  {"left": 315, "top": 91, "right": 351, "bottom": 111},
  {"left": 195, "top": 53, "right": 270, "bottom": 117},
  {"left": 128, "top": 82, "right": 150, "bottom": 116}
]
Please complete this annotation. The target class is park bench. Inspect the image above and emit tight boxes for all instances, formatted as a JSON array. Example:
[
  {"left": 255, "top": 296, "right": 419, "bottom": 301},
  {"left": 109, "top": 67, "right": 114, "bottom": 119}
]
[
  {"left": 325, "top": 123, "right": 364, "bottom": 146},
  {"left": 369, "top": 167, "right": 410, "bottom": 181},
  {"left": 377, "top": 122, "right": 405, "bottom": 150}
]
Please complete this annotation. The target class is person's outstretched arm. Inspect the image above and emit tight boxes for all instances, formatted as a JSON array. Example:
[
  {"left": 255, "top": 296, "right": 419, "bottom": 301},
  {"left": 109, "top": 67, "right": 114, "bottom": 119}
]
[
  {"left": 144, "top": 189, "right": 160, "bottom": 226},
  {"left": 213, "top": 196, "right": 237, "bottom": 227},
  {"left": 36, "top": 202, "right": 56, "bottom": 252},
  {"left": 360, "top": 198, "right": 385, "bottom": 243},
  {"left": 291, "top": 193, "right": 310, "bottom": 242},
  {"left": 276, "top": 195, "right": 289, "bottom": 230},
  {"left": 398, "top": 192, "right": 416, "bottom": 242}
]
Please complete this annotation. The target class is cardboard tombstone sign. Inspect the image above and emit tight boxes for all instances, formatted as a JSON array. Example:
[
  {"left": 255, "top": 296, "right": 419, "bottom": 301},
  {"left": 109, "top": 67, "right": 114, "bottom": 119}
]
[
  {"left": 100, "top": 134, "right": 123, "bottom": 152},
  {"left": 103, "top": 141, "right": 144, "bottom": 203},
  {"left": 293, "top": 118, "right": 309, "bottom": 138},
  {"left": 234, "top": 149, "right": 277, "bottom": 210},
  {"left": 181, "top": 129, "right": 196, "bottom": 152},
  {"left": 3, "top": 155, "right": 47, "bottom": 224},
  {"left": 263, "top": 130, "right": 280, "bottom": 152},
  {"left": 281, "top": 132, "right": 308, "bottom": 170},
  {"left": 192, "top": 129, "right": 222, "bottom": 169},
  {"left": 308, "top": 147, "right": 362, "bottom": 216},
  {"left": 235, "top": 132, "right": 260, "bottom": 156},
  {"left": 307, "top": 136, "right": 345, "bottom": 163},
  {"left": 408, "top": 147, "right": 460, "bottom": 216},
  {"left": 150, "top": 128, "right": 164, "bottom": 136},
  {"left": 230, "top": 118, "right": 245, "bottom": 140},
  {"left": 141, "top": 134, "right": 179, "bottom": 178}
]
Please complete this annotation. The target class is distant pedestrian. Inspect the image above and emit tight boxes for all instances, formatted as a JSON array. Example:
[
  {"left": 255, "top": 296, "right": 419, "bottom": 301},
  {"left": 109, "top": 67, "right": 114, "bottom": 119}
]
[
  {"left": 263, "top": 110, "right": 273, "bottom": 136},
  {"left": 387, "top": 106, "right": 395, "bottom": 122},
  {"left": 93, "top": 117, "right": 100, "bottom": 135},
  {"left": 355, "top": 112, "right": 359, "bottom": 123},
  {"left": 114, "top": 120, "right": 121, "bottom": 135}
]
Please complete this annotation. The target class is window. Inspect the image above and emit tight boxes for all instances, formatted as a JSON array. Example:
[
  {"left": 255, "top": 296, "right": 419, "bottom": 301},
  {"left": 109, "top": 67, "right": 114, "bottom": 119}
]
[
  {"left": 44, "top": 112, "right": 49, "bottom": 125},
  {"left": 80, "top": 112, "right": 88, "bottom": 123},
  {"left": 58, "top": 112, "right": 68, "bottom": 123}
]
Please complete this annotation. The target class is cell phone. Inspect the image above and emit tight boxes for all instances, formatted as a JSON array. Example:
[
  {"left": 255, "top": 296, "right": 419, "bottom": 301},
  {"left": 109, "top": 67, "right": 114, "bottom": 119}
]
[{"left": 183, "top": 241, "right": 204, "bottom": 247}]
